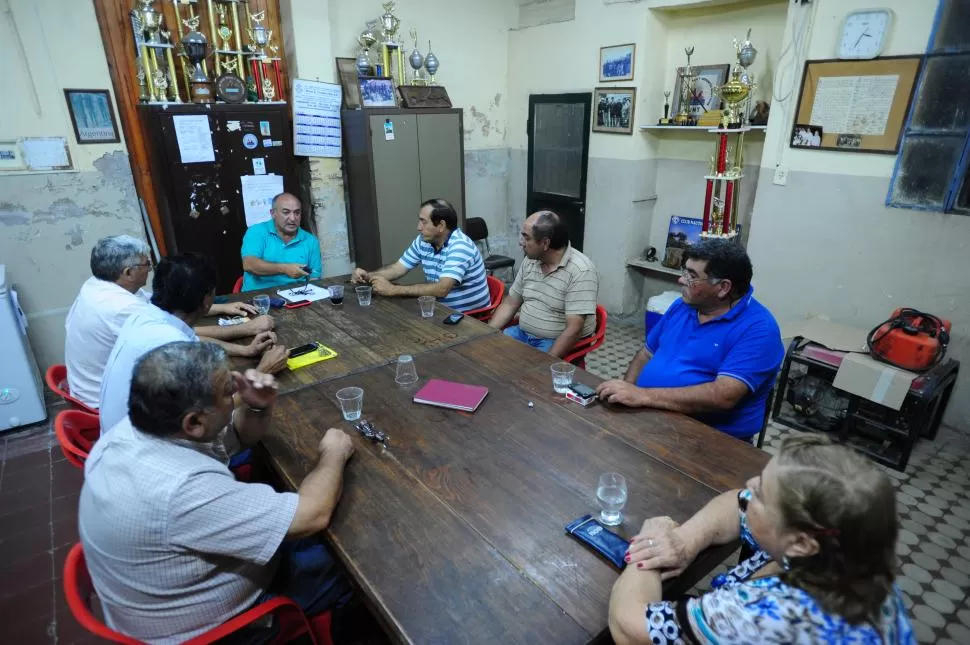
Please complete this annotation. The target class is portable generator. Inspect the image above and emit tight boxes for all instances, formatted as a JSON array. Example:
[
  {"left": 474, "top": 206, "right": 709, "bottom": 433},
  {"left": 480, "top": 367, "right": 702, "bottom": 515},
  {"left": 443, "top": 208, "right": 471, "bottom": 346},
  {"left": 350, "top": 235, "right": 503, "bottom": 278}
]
[{"left": 867, "top": 308, "right": 950, "bottom": 372}]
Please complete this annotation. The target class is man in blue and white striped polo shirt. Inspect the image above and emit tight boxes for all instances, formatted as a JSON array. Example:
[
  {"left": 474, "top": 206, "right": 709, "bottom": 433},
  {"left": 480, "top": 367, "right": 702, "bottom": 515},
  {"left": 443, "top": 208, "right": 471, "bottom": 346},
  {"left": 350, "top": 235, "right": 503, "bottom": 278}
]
[{"left": 351, "top": 198, "right": 491, "bottom": 312}]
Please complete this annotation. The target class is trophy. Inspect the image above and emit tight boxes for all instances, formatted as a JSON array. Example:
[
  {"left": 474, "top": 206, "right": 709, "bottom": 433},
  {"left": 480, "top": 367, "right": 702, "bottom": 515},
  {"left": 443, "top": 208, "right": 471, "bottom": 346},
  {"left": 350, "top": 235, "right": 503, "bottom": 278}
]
[
  {"left": 137, "top": 0, "right": 163, "bottom": 45},
  {"left": 248, "top": 11, "right": 270, "bottom": 59},
  {"left": 408, "top": 28, "right": 425, "bottom": 85},
  {"left": 216, "top": 58, "right": 246, "bottom": 103},
  {"left": 659, "top": 90, "right": 671, "bottom": 125},
  {"left": 182, "top": 16, "right": 214, "bottom": 103},
  {"left": 734, "top": 29, "right": 758, "bottom": 126},
  {"left": 673, "top": 47, "right": 696, "bottom": 126},
  {"left": 424, "top": 41, "right": 439, "bottom": 85},
  {"left": 378, "top": 2, "right": 405, "bottom": 87},
  {"left": 216, "top": 5, "right": 233, "bottom": 51},
  {"left": 357, "top": 23, "right": 378, "bottom": 76},
  {"left": 716, "top": 31, "right": 758, "bottom": 129}
]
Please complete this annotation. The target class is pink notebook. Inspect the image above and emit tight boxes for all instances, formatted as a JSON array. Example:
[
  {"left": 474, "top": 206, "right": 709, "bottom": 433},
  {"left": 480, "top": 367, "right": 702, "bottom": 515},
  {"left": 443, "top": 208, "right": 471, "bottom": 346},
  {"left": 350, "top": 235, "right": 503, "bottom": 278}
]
[{"left": 413, "top": 379, "right": 489, "bottom": 412}]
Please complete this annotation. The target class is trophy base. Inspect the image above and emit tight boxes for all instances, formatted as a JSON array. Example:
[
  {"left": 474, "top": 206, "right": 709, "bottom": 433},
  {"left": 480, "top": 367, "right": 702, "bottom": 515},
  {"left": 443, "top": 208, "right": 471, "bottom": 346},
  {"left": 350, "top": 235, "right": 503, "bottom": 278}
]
[
  {"left": 191, "top": 82, "right": 216, "bottom": 104},
  {"left": 658, "top": 118, "right": 671, "bottom": 125},
  {"left": 700, "top": 230, "right": 738, "bottom": 240}
]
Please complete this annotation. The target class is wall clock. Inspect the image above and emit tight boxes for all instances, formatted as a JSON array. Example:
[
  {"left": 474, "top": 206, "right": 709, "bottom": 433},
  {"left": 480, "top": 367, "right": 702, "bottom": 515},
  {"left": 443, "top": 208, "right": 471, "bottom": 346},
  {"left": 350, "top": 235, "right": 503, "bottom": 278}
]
[{"left": 838, "top": 9, "right": 894, "bottom": 60}]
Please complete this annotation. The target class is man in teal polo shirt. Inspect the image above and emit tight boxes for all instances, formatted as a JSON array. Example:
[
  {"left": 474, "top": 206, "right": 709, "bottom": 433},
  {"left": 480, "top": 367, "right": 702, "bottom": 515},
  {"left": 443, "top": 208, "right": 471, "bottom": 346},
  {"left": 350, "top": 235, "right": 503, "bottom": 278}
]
[
  {"left": 241, "top": 193, "right": 322, "bottom": 291},
  {"left": 597, "top": 239, "right": 784, "bottom": 441}
]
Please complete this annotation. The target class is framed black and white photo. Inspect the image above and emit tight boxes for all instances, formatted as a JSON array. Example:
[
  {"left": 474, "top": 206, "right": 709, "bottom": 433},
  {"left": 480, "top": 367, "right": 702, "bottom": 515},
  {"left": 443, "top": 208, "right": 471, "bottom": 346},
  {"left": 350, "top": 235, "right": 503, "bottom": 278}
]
[
  {"left": 593, "top": 87, "right": 636, "bottom": 135},
  {"left": 335, "top": 57, "right": 363, "bottom": 109},
  {"left": 836, "top": 133, "right": 862, "bottom": 149},
  {"left": 358, "top": 77, "right": 396, "bottom": 108},
  {"left": 63, "top": 89, "right": 120, "bottom": 144},
  {"left": 599, "top": 43, "right": 636, "bottom": 82},
  {"left": 670, "top": 64, "right": 730, "bottom": 119},
  {"left": 791, "top": 124, "right": 823, "bottom": 148}
]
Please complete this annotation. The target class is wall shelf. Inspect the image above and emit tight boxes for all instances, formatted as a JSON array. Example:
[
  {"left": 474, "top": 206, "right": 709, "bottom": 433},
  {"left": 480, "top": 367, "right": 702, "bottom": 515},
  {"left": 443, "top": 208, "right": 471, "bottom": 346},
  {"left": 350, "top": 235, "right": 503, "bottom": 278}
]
[
  {"left": 626, "top": 258, "right": 682, "bottom": 280},
  {"left": 639, "top": 125, "right": 767, "bottom": 133},
  {"left": 646, "top": 0, "right": 786, "bottom": 11}
]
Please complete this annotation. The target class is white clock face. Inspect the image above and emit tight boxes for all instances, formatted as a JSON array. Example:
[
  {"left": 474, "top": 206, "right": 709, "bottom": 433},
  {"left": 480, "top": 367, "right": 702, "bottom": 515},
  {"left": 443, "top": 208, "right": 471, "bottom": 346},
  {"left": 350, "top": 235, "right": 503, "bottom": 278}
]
[{"left": 839, "top": 9, "right": 893, "bottom": 59}]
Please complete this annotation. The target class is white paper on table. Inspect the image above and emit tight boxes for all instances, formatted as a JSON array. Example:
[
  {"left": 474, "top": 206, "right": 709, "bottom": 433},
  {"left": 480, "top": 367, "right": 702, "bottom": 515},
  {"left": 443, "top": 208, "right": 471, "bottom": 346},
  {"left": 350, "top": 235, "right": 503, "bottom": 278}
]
[
  {"left": 277, "top": 284, "right": 331, "bottom": 303},
  {"left": 292, "top": 79, "right": 342, "bottom": 158},
  {"left": 22, "top": 137, "right": 71, "bottom": 170},
  {"left": 240, "top": 174, "right": 284, "bottom": 226},
  {"left": 173, "top": 114, "right": 215, "bottom": 163}
]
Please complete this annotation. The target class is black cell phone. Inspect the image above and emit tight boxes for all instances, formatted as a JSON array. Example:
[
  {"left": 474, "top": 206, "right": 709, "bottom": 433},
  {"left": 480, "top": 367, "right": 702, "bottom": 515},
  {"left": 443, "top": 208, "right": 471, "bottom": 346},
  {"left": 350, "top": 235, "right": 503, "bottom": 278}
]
[
  {"left": 443, "top": 313, "right": 464, "bottom": 325},
  {"left": 568, "top": 382, "right": 596, "bottom": 399},
  {"left": 288, "top": 342, "right": 320, "bottom": 358}
]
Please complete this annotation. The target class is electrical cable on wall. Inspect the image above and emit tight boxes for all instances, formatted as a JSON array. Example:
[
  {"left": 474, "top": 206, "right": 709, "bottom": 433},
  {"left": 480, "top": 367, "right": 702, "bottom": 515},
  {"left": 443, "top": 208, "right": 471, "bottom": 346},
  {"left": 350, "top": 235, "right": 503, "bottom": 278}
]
[{"left": 771, "top": 0, "right": 818, "bottom": 171}]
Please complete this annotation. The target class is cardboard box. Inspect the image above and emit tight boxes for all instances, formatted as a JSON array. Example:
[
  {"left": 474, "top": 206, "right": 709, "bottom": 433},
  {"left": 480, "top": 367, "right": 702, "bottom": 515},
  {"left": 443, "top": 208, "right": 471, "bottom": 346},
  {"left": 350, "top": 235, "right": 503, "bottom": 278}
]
[{"left": 781, "top": 316, "right": 916, "bottom": 411}]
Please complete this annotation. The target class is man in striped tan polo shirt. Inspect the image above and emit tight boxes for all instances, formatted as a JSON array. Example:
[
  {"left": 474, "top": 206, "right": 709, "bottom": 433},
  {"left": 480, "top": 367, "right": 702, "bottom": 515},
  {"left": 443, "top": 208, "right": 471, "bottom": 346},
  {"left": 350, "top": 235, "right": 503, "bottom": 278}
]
[
  {"left": 351, "top": 198, "right": 491, "bottom": 313},
  {"left": 489, "top": 211, "right": 598, "bottom": 357}
]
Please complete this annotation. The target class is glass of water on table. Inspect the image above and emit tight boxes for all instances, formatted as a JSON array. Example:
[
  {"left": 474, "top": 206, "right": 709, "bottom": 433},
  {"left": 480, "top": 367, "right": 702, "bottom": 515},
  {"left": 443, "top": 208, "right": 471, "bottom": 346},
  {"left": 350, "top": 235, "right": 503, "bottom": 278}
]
[
  {"left": 550, "top": 362, "right": 576, "bottom": 394},
  {"left": 597, "top": 472, "right": 627, "bottom": 526}
]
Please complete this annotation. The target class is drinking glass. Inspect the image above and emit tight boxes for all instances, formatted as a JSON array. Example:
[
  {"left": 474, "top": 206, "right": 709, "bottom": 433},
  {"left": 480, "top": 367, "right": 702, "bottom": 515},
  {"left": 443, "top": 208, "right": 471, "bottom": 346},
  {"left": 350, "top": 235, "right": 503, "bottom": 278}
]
[
  {"left": 550, "top": 362, "right": 576, "bottom": 394},
  {"left": 394, "top": 354, "right": 419, "bottom": 385},
  {"left": 356, "top": 285, "right": 373, "bottom": 306},
  {"left": 329, "top": 285, "right": 345, "bottom": 306},
  {"left": 252, "top": 294, "right": 270, "bottom": 316},
  {"left": 336, "top": 386, "right": 363, "bottom": 421},
  {"left": 597, "top": 473, "right": 627, "bottom": 526},
  {"left": 418, "top": 295, "right": 435, "bottom": 318}
]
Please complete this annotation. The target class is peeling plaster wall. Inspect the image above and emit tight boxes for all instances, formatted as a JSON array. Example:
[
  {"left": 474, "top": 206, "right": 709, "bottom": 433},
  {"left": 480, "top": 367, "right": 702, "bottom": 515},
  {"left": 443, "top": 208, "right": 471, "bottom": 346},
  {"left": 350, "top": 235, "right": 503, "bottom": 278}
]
[
  {"left": 0, "top": 153, "right": 144, "bottom": 374},
  {"left": 1, "top": 0, "right": 145, "bottom": 373}
]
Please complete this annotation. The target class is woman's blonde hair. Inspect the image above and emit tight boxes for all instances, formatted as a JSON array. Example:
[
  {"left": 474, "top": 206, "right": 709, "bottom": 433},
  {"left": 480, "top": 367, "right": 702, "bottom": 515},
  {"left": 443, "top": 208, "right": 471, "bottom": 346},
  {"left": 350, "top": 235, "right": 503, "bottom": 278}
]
[{"left": 774, "top": 434, "right": 898, "bottom": 624}]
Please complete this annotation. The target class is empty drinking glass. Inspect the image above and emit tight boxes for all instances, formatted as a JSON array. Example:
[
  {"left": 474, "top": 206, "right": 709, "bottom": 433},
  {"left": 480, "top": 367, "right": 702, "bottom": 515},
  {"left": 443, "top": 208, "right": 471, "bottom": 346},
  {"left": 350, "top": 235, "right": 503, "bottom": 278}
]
[
  {"left": 597, "top": 472, "right": 627, "bottom": 526},
  {"left": 395, "top": 354, "right": 419, "bottom": 385},
  {"left": 252, "top": 294, "right": 270, "bottom": 316},
  {"left": 329, "top": 285, "right": 345, "bottom": 306},
  {"left": 336, "top": 386, "right": 363, "bottom": 421},
  {"left": 550, "top": 362, "right": 576, "bottom": 394},
  {"left": 356, "top": 285, "right": 373, "bottom": 306},
  {"left": 418, "top": 295, "right": 435, "bottom": 318}
]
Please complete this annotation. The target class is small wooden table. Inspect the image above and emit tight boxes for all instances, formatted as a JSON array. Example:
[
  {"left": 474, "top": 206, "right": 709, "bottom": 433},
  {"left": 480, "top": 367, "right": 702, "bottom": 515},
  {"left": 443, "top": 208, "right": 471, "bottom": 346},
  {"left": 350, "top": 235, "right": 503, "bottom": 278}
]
[{"left": 243, "top": 291, "right": 770, "bottom": 644}]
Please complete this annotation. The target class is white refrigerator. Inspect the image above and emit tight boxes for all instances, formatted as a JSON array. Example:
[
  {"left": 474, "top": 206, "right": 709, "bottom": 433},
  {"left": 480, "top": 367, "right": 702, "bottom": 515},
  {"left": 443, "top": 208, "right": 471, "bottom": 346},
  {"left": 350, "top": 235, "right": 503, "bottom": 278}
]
[{"left": 0, "top": 265, "right": 47, "bottom": 430}]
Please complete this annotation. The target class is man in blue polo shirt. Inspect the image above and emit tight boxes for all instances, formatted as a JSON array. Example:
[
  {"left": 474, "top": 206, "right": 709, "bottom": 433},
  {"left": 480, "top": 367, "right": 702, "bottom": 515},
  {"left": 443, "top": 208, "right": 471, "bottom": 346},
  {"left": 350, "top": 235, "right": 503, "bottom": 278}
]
[
  {"left": 597, "top": 239, "right": 783, "bottom": 441},
  {"left": 350, "top": 198, "right": 491, "bottom": 312},
  {"left": 241, "top": 193, "right": 322, "bottom": 291}
]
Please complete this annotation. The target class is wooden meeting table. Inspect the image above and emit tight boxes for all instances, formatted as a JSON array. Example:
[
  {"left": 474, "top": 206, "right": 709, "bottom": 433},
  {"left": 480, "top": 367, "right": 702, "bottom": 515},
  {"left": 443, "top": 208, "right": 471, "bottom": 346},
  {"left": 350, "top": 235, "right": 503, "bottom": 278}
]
[{"left": 216, "top": 279, "right": 769, "bottom": 644}]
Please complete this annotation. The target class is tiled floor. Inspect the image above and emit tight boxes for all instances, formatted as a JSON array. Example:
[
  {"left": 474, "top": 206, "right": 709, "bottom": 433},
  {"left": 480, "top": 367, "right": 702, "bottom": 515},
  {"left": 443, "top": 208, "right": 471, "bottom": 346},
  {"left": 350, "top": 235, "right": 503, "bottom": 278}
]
[
  {"left": 2, "top": 323, "right": 967, "bottom": 643},
  {"left": 585, "top": 322, "right": 970, "bottom": 643}
]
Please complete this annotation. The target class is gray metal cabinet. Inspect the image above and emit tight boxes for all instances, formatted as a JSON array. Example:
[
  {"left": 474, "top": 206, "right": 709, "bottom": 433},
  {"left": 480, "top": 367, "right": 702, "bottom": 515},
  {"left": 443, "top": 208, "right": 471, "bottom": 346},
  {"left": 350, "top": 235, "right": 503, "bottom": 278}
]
[{"left": 342, "top": 108, "right": 466, "bottom": 272}]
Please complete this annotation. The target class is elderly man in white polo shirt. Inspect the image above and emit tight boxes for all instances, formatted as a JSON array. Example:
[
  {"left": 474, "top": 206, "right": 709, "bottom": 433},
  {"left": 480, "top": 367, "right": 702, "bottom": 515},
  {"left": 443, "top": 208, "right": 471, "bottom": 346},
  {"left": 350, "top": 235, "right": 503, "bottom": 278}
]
[
  {"left": 65, "top": 235, "right": 274, "bottom": 410},
  {"left": 80, "top": 341, "right": 356, "bottom": 643}
]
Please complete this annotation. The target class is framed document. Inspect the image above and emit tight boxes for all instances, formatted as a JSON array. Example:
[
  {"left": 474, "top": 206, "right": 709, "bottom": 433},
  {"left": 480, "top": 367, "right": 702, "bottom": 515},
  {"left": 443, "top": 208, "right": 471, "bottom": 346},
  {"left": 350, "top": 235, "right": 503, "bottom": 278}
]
[
  {"left": 792, "top": 56, "right": 922, "bottom": 154},
  {"left": 63, "top": 89, "right": 120, "bottom": 144}
]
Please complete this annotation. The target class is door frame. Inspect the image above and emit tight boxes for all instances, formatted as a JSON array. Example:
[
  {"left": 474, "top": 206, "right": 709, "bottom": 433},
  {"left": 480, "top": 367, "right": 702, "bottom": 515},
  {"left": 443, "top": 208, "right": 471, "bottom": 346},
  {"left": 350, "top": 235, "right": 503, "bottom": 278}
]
[{"left": 526, "top": 92, "right": 592, "bottom": 226}]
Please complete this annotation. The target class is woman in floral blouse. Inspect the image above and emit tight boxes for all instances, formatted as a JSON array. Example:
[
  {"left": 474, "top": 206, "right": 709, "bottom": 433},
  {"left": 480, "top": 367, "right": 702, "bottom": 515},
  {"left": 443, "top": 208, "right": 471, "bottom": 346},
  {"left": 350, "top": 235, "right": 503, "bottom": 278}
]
[{"left": 609, "top": 434, "right": 914, "bottom": 644}]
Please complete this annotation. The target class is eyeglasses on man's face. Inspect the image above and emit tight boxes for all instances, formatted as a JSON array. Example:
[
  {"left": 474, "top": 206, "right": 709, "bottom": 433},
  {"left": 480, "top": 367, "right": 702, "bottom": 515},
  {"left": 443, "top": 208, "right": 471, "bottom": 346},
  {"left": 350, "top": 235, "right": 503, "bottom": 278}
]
[{"left": 680, "top": 268, "right": 723, "bottom": 288}]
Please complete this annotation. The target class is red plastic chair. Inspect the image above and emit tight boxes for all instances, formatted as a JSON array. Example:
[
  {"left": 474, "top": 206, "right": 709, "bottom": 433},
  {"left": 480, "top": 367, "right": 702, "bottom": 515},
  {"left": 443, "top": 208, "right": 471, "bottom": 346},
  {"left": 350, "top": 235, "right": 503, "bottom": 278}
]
[
  {"left": 63, "top": 543, "right": 334, "bottom": 645},
  {"left": 232, "top": 276, "right": 244, "bottom": 294},
  {"left": 563, "top": 305, "right": 608, "bottom": 369},
  {"left": 45, "top": 364, "right": 98, "bottom": 415},
  {"left": 54, "top": 410, "right": 101, "bottom": 469},
  {"left": 465, "top": 275, "right": 505, "bottom": 322}
]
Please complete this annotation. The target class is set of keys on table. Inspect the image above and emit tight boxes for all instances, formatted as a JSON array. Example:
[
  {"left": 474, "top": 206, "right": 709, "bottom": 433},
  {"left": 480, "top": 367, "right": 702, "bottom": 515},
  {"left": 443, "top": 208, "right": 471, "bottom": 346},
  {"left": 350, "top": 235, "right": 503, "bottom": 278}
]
[{"left": 353, "top": 420, "right": 390, "bottom": 447}]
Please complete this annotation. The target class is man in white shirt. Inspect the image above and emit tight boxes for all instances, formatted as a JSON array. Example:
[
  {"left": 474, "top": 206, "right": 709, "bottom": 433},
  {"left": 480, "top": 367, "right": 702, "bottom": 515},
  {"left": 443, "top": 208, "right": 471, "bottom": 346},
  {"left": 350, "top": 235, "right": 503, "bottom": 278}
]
[
  {"left": 66, "top": 235, "right": 274, "bottom": 409},
  {"left": 99, "top": 253, "right": 288, "bottom": 432},
  {"left": 81, "top": 341, "right": 355, "bottom": 643}
]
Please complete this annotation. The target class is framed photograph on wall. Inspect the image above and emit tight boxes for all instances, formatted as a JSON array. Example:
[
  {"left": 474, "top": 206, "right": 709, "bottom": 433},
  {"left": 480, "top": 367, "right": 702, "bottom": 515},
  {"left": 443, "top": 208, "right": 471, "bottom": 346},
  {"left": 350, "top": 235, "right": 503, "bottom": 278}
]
[
  {"left": 670, "top": 64, "right": 730, "bottom": 119},
  {"left": 63, "top": 89, "right": 120, "bottom": 144},
  {"left": 593, "top": 87, "right": 636, "bottom": 135},
  {"left": 359, "top": 77, "right": 397, "bottom": 108},
  {"left": 599, "top": 43, "right": 636, "bottom": 82},
  {"left": 335, "top": 57, "right": 363, "bottom": 109}
]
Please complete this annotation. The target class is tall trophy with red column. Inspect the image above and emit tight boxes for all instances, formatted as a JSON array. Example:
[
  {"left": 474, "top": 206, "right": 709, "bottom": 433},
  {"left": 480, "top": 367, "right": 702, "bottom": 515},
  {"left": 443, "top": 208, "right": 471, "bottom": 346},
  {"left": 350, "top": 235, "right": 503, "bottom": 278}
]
[{"left": 699, "top": 30, "right": 758, "bottom": 240}]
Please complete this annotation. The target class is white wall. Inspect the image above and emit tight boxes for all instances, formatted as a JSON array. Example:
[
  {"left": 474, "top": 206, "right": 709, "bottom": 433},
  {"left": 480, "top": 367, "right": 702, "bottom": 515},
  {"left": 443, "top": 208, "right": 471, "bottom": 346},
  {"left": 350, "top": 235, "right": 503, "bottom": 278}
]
[
  {"left": 0, "top": 0, "right": 144, "bottom": 373},
  {"left": 749, "top": 0, "right": 970, "bottom": 427}
]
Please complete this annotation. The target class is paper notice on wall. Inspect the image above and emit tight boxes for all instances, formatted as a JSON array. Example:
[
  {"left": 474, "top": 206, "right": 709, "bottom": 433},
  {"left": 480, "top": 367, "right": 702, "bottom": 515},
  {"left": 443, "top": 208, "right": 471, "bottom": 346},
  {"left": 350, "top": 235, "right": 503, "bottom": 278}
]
[
  {"left": 173, "top": 114, "right": 215, "bottom": 163},
  {"left": 292, "top": 78, "right": 342, "bottom": 158},
  {"left": 810, "top": 75, "right": 898, "bottom": 136},
  {"left": 22, "top": 137, "right": 71, "bottom": 170},
  {"left": 241, "top": 174, "right": 284, "bottom": 226}
]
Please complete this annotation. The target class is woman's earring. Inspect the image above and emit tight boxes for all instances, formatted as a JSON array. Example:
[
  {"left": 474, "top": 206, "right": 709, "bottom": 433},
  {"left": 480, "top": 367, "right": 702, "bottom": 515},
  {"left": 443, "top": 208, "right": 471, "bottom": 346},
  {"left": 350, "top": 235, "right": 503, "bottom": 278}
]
[{"left": 782, "top": 556, "right": 791, "bottom": 571}]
